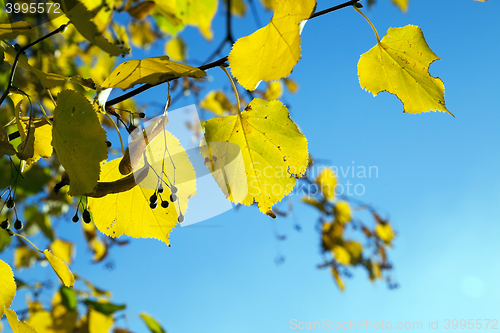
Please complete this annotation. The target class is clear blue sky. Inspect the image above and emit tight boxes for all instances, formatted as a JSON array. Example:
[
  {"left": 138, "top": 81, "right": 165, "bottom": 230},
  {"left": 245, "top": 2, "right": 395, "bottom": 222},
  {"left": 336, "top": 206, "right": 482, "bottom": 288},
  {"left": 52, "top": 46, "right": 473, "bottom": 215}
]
[{"left": 4, "top": 0, "right": 500, "bottom": 332}]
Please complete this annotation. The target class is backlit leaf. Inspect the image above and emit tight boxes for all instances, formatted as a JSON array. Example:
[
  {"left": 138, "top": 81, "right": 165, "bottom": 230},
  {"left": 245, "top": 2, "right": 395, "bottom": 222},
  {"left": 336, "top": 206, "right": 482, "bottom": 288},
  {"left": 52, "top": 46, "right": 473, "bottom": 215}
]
[
  {"left": 228, "top": 0, "right": 316, "bottom": 90},
  {"left": 375, "top": 223, "right": 394, "bottom": 243},
  {"left": 44, "top": 249, "right": 75, "bottom": 287},
  {"left": 334, "top": 201, "right": 351, "bottom": 224},
  {"left": 88, "top": 128, "right": 197, "bottom": 245},
  {"left": 263, "top": 81, "right": 283, "bottom": 101},
  {"left": 102, "top": 56, "right": 206, "bottom": 90},
  {"left": 140, "top": 313, "right": 166, "bottom": 333},
  {"left": 59, "top": 0, "right": 129, "bottom": 55},
  {"left": 153, "top": 0, "right": 217, "bottom": 40},
  {"left": 0, "top": 259, "right": 16, "bottom": 318},
  {"left": 165, "top": 37, "right": 187, "bottom": 62},
  {"left": 315, "top": 168, "right": 336, "bottom": 201},
  {"left": 128, "top": 1, "right": 156, "bottom": 20},
  {"left": 84, "top": 300, "right": 126, "bottom": 316},
  {"left": 202, "top": 98, "right": 308, "bottom": 214},
  {"left": 4, "top": 309, "right": 37, "bottom": 333},
  {"left": 51, "top": 239, "right": 74, "bottom": 265},
  {"left": 331, "top": 267, "right": 345, "bottom": 291},
  {"left": 52, "top": 90, "right": 108, "bottom": 197},
  {"left": 88, "top": 308, "right": 113, "bottom": 333},
  {"left": 0, "top": 21, "right": 32, "bottom": 40},
  {"left": 223, "top": 0, "right": 246, "bottom": 16},
  {"left": 391, "top": 0, "right": 408, "bottom": 12},
  {"left": 200, "top": 90, "right": 233, "bottom": 115},
  {"left": 358, "top": 25, "right": 451, "bottom": 115}
]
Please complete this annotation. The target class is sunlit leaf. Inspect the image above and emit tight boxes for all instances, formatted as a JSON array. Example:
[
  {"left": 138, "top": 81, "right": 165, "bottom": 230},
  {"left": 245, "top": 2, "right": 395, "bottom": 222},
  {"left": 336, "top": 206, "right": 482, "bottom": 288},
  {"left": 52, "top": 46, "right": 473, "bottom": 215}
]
[
  {"left": 0, "top": 21, "right": 32, "bottom": 40},
  {"left": 375, "top": 223, "right": 394, "bottom": 243},
  {"left": 51, "top": 90, "right": 108, "bottom": 197},
  {"left": 0, "top": 259, "right": 16, "bottom": 318},
  {"left": 102, "top": 56, "right": 206, "bottom": 90},
  {"left": 200, "top": 90, "right": 233, "bottom": 115},
  {"left": 202, "top": 98, "right": 308, "bottom": 214},
  {"left": 223, "top": 0, "right": 246, "bottom": 16},
  {"left": 129, "top": 20, "right": 158, "bottom": 48},
  {"left": 51, "top": 239, "right": 74, "bottom": 265},
  {"left": 88, "top": 308, "right": 113, "bottom": 333},
  {"left": 153, "top": 0, "right": 217, "bottom": 40},
  {"left": 165, "top": 37, "right": 187, "bottom": 62},
  {"left": 358, "top": 25, "right": 451, "bottom": 115},
  {"left": 4, "top": 308, "right": 37, "bottom": 333},
  {"left": 88, "top": 128, "right": 197, "bottom": 245},
  {"left": 283, "top": 78, "right": 299, "bottom": 94},
  {"left": 334, "top": 201, "right": 351, "bottom": 224},
  {"left": 331, "top": 267, "right": 345, "bottom": 291},
  {"left": 14, "top": 247, "right": 39, "bottom": 269},
  {"left": 332, "top": 245, "right": 350, "bottom": 265},
  {"left": 59, "top": 0, "right": 129, "bottom": 55},
  {"left": 52, "top": 289, "right": 78, "bottom": 332},
  {"left": 228, "top": 0, "right": 316, "bottom": 90},
  {"left": 44, "top": 249, "right": 75, "bottom": 287},
  {"left": 140, "top": 313, "right": 166, "bottom": 333},
  {"left": 315, "top": 168, "right": 336, "bottom": 201},
  {"left": 127, "top": 1, "right": 156, "bottom": 20},
  {"left": 391, "top": 0, "right": 408, "bottom": 12},
  {"left": 263, "top": 81, "right": 283, "bottom": 101}
]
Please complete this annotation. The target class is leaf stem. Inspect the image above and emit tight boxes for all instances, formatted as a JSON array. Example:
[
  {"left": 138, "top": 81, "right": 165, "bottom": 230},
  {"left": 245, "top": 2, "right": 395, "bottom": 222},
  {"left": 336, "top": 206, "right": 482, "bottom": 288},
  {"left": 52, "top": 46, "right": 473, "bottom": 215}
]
[
  {"left": 220, "top": 65, "right": 241, "bottom": 113},
  {"left": 104, "top": 113, "right": 125, "bottom": 155},
  {"left": 10, "top": 231, "right": 44, "bottom": 254},
  {"left": 353, "top": 5, "right": 380, "bottom": 43}
]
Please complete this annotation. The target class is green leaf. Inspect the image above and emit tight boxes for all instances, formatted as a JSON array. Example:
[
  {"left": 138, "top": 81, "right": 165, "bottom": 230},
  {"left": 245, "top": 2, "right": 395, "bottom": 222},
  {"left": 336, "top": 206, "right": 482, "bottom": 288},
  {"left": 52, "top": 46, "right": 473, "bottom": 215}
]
[
  {"left": 60, "top": 286, "right": 77, "bottom": 311},
  {"left": 140, "top": 312, "right": 166, "bottom": 333},
  {"left": 102, "top": 56, "right": 206, "bottom": 90},
  {"left": 51, "top": 90, "right": 108, "bottom": 196},
  {"left": 84, "top": 300, "right": 126, "bottom": 316}
]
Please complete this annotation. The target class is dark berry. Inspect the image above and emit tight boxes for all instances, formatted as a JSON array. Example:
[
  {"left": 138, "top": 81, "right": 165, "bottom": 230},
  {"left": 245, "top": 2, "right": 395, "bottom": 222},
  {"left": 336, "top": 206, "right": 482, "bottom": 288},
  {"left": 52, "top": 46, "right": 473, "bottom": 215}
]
[
  {"left": 106, "top": 141, "right": 112, "bottom": 148},
  {"left": 157, "top": 187, "right": 164, "bottom": 194},
  {"left": 82, "top": 209, "right": 91, "bottom": 223},
  {"left": 178, "top": 214, "right": 184, "bottom": 223},
  {"left": 72, "top": 213, "right": 79, "bottom": 223},
  {"left": 149, "top": 194, "right": 157, "bottom": 204},
  {"left": 0, "top": 219, "right": 9, "bottom": 229},
  {"left": 150, "top": 202, "right": 157, "bottom": 209},
  {"left": 138, "top": 112, "right": 146, "bottom": 119},
  {"left": 14, "top": 219, "right": 23, "bottom": 230},
  {"left": 170, "top": 186, "right": 178, "bottom": 194},
  {"left": 170, "top": 194, "right": 177, "bottom": 202},
  {"left": 161, "top": 200, "right": 169, "bottom": 208},
  {"left": 6, "top": 198, "right": 14, "bottom": 209}
]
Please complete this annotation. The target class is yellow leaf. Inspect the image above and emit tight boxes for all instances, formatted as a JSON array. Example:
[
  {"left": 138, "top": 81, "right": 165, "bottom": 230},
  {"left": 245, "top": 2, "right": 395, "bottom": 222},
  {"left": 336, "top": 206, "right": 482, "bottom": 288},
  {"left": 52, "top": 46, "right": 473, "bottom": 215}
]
[
  {"left": 259, "top": 0, "right": 275, "bottom": 10},
  {"left": 88, "top": 308, "right": 113, "bottom": 333},
  {"left": 129, "top": 21, "right": 157, "bottom": 48},
  {"left": 153, "top": 0, "right": 217, "bottom": 40},
  {"left": 332, "top": 245, "right": 350, "bottom": 265},
  {"left": 4, "top": 308, "right": 37, "bottom": 333},
  {"left": 321, "top": 221, "right": 343, "bottom": 250},
  {"left": 331, "top": 267, "right": 345, "bottom": 291},
  {"left": 51, "top": 291, "right": 77, "bottom": 333},
  {"left": 0, "top": 260, "right": 16, "bottom": 318},
  {"left": 44, "top": 249, "right": 75, "bottom": 287},
  {"left": 202, "top": 98, "right": 308, "bottom": 214},
  {"left": 334, "top": 201, "right": 351, "bottom": 224},
  {"left": 14, "top": 247, "right": 39, "bottom": 269},
  {"left": 263, "top": 81, "right": 283, "bottom": 101},
  {"left": 51, "top": 239, "right": 74, "bottom": 265},
  {"left": 375, "top": 223, "right": 394, "bottom": 243},
  {"left": 391, "top": 0, "right": 408, "bottom": 12},
  {"left": 315, "top": 168, "right": 336, "bottom": 201},
  {"left": 165, "top": 37, "right": 187, "bottom": 62},
  {"left": 200, "top": 90, "right": 233, "bottom": 115},
  {"left": 102, "top": 56, "right": 206, "bottom": 90},
  {"left": 88, "top": 129, "right": 197, "bottom": 245},
  {"left": 0, "top": 135, "right": 16, "bottom": 158},
  {"left": 27, "top": 308, "right": 53, "bottom": 333},
  {"left": 0, "top": 21, "right": 32, "bottom": 40},
  {"left": 283, "top": 78, "right": 299, "bottom": 94},
  {"left": 16, "top": 123, "right": 35, "bottom": 161},
  {"left": 51, "top": 90, "right": 108, "bottom": 197},
  {"left": 60, "top": 0, "right": 129, "bottom": 55},
  {"left": 358, "top": 25, "right": 451, "bottom": 115},
  {"left": 18, "top": 119, "right": 53, "bottom": 164},
  {"left": 228, "top": 0, "right": 315, "bottom": 90},
  {"left": 344, "top": 240, "right": 363, "bottom": 265}
]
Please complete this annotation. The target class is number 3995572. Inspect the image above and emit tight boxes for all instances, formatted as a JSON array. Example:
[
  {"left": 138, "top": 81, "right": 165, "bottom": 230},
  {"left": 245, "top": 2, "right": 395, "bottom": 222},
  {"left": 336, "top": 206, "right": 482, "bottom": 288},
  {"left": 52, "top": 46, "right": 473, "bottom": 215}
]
[{"left": 5, "top": 2, "right": 61, "bottom": 14}]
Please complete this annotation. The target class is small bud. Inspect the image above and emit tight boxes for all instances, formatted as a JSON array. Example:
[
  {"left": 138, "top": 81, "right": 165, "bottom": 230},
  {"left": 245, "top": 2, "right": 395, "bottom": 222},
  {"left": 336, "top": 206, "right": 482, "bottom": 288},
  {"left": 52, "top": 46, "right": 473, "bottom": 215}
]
[
  {"left": 82, "top": 209, "right": 91, "bottom": 223},
  {"left": 170, "top": 186, "right": 178, "bottom": 194},
  {"left": 161, "top": 200, "right": 169, "bottom": 208},
  {"left": 0, "top": 219, "right": 9, "bottom": 230},
  {"left": 72, "top": 213, "right": 79, "bottom": 223},
  {"left": 170, "top": 194, "right": 177, "bottom": 202},
  {"left": 178, "top": 214, "right": 184, "bottom": 223},
  {"left": 6, "top": 198, "right": 14, "bottom": 209},
  {"left": 150, "top": 202, "right": 157, "bottom": 209}
]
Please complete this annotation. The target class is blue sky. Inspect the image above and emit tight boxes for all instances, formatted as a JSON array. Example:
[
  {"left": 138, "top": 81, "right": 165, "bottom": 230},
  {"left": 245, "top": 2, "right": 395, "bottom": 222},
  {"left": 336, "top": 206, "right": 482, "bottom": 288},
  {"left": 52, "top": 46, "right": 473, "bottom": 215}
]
[{"left": 4, "top": 0, "right": 500, "bottom": 332}]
